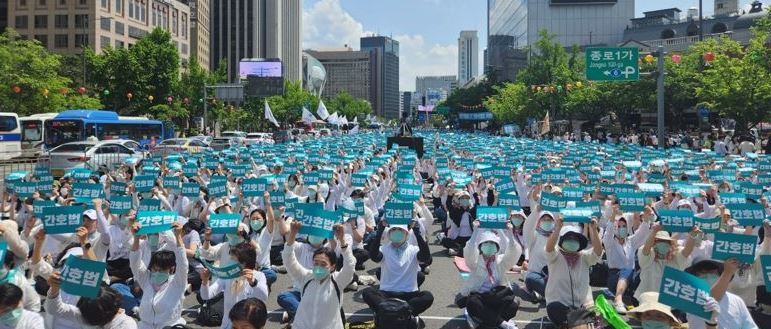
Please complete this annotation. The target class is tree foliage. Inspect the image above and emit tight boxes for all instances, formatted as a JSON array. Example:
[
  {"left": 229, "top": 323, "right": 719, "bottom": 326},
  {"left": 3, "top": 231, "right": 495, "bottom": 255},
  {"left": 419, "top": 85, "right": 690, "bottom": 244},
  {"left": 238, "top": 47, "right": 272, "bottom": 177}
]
[{"left": 324, "top": 91, "right": 372, "bottom": 120}]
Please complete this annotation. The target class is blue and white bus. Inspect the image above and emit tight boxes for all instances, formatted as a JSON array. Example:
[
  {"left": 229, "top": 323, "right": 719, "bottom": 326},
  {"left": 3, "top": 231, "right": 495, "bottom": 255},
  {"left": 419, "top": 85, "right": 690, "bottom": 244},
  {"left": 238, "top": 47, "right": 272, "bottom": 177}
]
[
  {"left": 0, "top": 113, "right": 22, "bottom": 160},
  {"left": 44, "top": 110, "right": 174, "bottom": 149}
]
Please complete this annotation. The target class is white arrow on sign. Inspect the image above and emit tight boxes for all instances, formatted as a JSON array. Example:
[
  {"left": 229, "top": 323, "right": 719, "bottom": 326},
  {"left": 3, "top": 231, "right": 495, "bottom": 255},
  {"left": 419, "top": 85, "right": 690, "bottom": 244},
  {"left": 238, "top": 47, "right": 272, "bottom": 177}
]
[{"left": 603, "top": 71, "right": 611, "bottom": 76}]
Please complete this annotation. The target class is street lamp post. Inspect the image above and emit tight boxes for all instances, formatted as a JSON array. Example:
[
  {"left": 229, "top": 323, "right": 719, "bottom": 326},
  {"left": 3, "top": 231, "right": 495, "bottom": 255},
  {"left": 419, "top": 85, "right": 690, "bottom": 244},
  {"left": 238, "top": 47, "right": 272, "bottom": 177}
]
[
  {"left": 81, "top": 17, "right": 113, "bottom": 87},
  {"left": 699, "top": 0, "right": 704, "bottom": 42}
]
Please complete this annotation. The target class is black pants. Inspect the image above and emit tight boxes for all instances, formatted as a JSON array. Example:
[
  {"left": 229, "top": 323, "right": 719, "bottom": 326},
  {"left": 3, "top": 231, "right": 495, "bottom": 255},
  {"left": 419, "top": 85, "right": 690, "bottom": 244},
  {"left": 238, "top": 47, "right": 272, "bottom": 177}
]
[
  {"left": 353, "top": 248, "right": 369, "bottom": 270},
  {"left": 270, "top": 244, "right": 285, "bottom": 266},
  {"left": 362, "top": 287, "right": 434, "bottom": 316},
  {"left": 442, "top": 236, "right": 471, "bottom": 255},
  {"left": 106, "top": 258, "right": 132, "bottom": 283},
  {"left": 456, "top": 288, "right": 518, "bottom": 329}
]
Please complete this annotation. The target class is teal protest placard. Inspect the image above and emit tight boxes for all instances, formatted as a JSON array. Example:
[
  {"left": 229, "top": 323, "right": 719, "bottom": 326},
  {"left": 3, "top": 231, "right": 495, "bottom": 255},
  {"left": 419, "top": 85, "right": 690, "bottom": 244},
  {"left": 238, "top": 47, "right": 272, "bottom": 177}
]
[
  {"left": 395, "top": 172, "right": 413, "bottom": 186},
  {"left": 658, "top": 266, "right": 712, "bottom": 320},
  {"left": 138, "top": 199, "right": 161, "bottom": 212},
  {"left": 739, "top": 183, "right": 764, "bottom": 200},
  {"left": 202, "top": 157, "right": 220, "bottom": 170},
  {"left": 70, "top": 168, "right": 92, "bottom": 180},
  {"left": 33, "top": 200, "right": 55, "bottom": 218},
  {"left": 60, "top": 257, "right": 107, "bottom": 298},
  {"left": 13, "top": 182, "right": 37, "bottom": 198},
  {"left": 351, "top": 173, "right": 368, "bottom": 187},
  {"left": 241, "top": 178, "right": 262, "bottom": 198},
  {"left": 208, "top": 213, "right": 240, "bottom": 234},
  {"left": 269, "top": 191, "right": 285, "bottom": 206},
  {"left": 725, "top": 203, "right": 765, "bottom": 227},
  {"left": 109, "top": 181, "right": 127, "bottom": 196},
  {"left": 284, "top": 197, "right": 298, "bottom": 218},
  {"left": 761, "top": 255, "right": 771, "bottom": 292},
  {"left": 495, "top": 177, "right": 516, "bottom": 193},
  {"left": 719, "top": 192, "right": 747, "bottom": 205},
  {"left": 36, "top": 179, "right": 53, "bottom": 195},
  {"left": 561, "top": 187, "right": 584, "bottom": 201},
  {"left": 230, "top": 165, "right": 248, "bottom": 177},
  {"left": 560, "top": 208, "right": 594, "bottom": 223},
  {"left": 399, "top": 184, "right": 422, "bottom": 201},
  {"left": 207, "top": 181, "right": 228, "bottom": 198},
  {"left": 540, "top": 192, "right": 566, "bottom": 212},
  {"left": 183, "top": 162, "right": 198, "bottom": 177},
  {"left": 384, "top": 202, "right": 413, "bottom": 225},
  {"left": 42, "top": 206, "right": 82, "bottom": 234},
  {"left": 576, "top": 201, "right": 602, "bottom": 218},
  {"left": 617, "top": 192, "right": 646, "bottom": 212},
  {"left": 182, "top": 182, "right": 200, "bottom": 198},
  {"left": 610, "top": 183, "right": 637, "bottom": 194},
  {"left": 303, "top": 172, "right": 320, "bottom": 185},
  {"left": 110, "top": 196, "right": 133, "bottom": 215},
  {"left": 712, "top": 232, "right": 757, "bottom": 264},
  {"left": 318, "top": 169, "right": 334, "bottom": 181},
  {"left": 658, "top": 209, "right": 695, "bottom": 233},
  {"left": 694, "top": 216, "right": 721, "bottom": 234},
  {"left": 637, "top": 183, "right": 664, "bottom": 198},
  {"left": 135, "top": 211, "right": 176, "bottom": 235},
  {"left": 498, "top": 192, "right": 520, "bottom": 208},
  {"left": 162, "top": 176, "right": 180, "bottom": 190},
  {"left": 0, "top": 241, "right": 6, "bottom": 267},
  {"left": 133, "top": 175, "right": 156, "bottom": 192},
  {"left": 72, "top": 183, "right": 104, "bottom": 202},
  {"left": 297, "top": 205, "right": 339, "bottom": 239},
  {"left": 200, "top": 258, "right": 241, "bottom": 279},
  {"left": 477, "top": 206, "right": 509, "bottom": 229}
]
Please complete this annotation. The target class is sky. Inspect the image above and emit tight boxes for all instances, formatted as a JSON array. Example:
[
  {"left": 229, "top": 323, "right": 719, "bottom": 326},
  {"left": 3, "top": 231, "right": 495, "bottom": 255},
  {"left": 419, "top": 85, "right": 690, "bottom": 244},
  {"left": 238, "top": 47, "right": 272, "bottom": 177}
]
[{"left": 302, "top": 0, "right": 757, "bottom": 91}]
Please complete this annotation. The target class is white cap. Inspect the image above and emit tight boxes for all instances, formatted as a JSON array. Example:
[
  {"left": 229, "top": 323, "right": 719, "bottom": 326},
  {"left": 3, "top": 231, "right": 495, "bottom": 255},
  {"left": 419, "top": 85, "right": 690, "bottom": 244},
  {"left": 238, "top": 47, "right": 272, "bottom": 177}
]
[{"left": 83, "top": 209, "right": 98, "bottom": 221}]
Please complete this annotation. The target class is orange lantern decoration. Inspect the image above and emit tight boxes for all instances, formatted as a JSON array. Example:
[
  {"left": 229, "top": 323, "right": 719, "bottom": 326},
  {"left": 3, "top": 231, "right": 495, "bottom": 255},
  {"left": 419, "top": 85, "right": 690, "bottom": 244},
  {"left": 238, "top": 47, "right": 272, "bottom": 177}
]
[
  {"left": 12, "top": 86, "right": 21, "bottom": 94},
  {"left": 77, "top": 86, "right": 87, "bottom": 95},
  {"left": 59, "top": 88, "right": 69, "bottom": 95},
  {"left": 166, "top": 96, "right": 173, "bottom": 104},
  {"left": 127, "top": 92, "right": 133, "bottom": 100},
  {"left": 644, "top": 54, "right": 655, "bottom": 63},
  {"left": 671, "top": 54, "right": 682, "bottom": 64},
  {"left": 566, "top": 83, "right": 572, "bottom": 91},
  {"left": 703, "top": 52, "right": 715, "bottom": 63}
]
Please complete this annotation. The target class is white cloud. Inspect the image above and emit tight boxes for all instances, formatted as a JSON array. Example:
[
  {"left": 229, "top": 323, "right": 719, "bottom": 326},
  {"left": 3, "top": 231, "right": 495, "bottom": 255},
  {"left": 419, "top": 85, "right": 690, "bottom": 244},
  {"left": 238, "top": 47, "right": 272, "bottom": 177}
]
[{"left": 303, "top": 0, "right": 458, "bottom": 91}]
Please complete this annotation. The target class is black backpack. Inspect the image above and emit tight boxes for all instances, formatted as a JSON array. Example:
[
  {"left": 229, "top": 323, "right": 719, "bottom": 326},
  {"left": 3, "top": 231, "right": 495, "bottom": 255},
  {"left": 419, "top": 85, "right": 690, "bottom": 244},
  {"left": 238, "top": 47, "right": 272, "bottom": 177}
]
[
  {"left": 374, "top": 298, "right": 417, "bottom": 329},
  {"left": 302, "top": 277, "right": 346, "bottom": 327},
  {"left": 196, "top": 291, "right": 225, "bottom": 326}
]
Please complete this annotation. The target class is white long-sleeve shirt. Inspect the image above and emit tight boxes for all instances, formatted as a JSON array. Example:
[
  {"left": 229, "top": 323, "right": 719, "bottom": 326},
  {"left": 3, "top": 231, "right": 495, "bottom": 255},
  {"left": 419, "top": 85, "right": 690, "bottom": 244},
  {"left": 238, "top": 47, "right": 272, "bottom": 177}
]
[
  {"left": 45, "top": 293, "right": 138, "bottom": 329},
  {"left": 602, "top": 221, "right": 651, "bottom": 270},
  {"left": 283, "top": 243, "right": 355, "bottom": 329},
  {"left": 130, "top": 245, "right": 188, "bottom": 329},
  {"left": 460, "top": 229, "right": 522, "bottom": 296},
  {"left": 0, "top": 309, "right": 43, "bottom": 329},
  {"left": 200, "top": 272, "right": 269, "bottom": 329}
]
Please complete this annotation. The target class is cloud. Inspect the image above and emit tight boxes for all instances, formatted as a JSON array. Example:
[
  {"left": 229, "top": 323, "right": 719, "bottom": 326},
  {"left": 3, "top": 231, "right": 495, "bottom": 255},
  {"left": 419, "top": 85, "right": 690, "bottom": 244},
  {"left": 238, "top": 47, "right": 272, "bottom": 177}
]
[
  {"left": 303, "top": 0, "right": 458, "bottom": 91},
  {"left": 303, "top": 0, "right": 366, "bottom": 50}
]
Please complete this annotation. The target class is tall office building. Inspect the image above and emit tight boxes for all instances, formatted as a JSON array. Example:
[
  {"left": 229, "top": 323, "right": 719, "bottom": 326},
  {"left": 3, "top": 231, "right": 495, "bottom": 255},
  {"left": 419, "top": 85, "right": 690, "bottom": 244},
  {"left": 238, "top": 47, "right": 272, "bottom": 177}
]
[
  {"left": 189, "top": 0, "right": 210, "bottom": 71},
  {"left": 487, "top": 0, "right": 634, "bottom": 81},
  {"left": 305, "top": 49, "right": 373, "bottom": 105},
  {"left": 7, "top": 0, "right": 191, "bottom": 60},
  {"left": 458, "top": 30, "right": 478, "bottom": 85},
  {"left": 401, "top": 91, "right": 413, "bottom": 117},
  {"left": 361, "top": 36, "right": 399, "bottom": 119},
  {"left": 1, "top": 0, "right": 8, "bottom": 32},
  {"left": 211, "top": 0, "right": 301, "bottom": 82},
  {"left": 415, "top": 75, "right": 456, "bottom": 102}
]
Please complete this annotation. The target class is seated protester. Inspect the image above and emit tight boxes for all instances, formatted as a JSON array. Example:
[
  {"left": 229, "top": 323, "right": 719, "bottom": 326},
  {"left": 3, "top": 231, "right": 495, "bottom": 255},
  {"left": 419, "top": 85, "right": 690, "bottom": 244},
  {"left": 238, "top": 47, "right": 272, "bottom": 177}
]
[
  {"left": 282, "top": 222, "right": 354, "bottom": 329},
  {"left": 202, "top": 221, "right": 253, "bottom": 266},
  {"left": 245, "top": 193, "right": 278, "bottom": 286},
  {"left": 456, "top": 222, "right": 521, "bottom": 329},
  {"left": 362, "top": 222, "right": 434, "bottom": 324},
  {"left": 340, "top": 191, "right": 370, "bottom": 271},
  {"left": 201, "top": 242, "right": 268, "bottom": 329},
  {"left": 229, "top": 298, "right": 268, "bottom": 329},
  {"left": 129, "top": 222, "right": 189, "bottom": 329},
  {"left": 544, "top": 216, "right": 603, "bottom": 327},
  {"left": 104, "top": 207, "right": 135, "bottom": 283},
  {"left": 182, "top": 217, "right": 205, "bottom": 292},
  {"left": 602, "top": 207, "right": 652, "bottom": 313},
  {"left": 508, "top": 209, "right": 527, "bottom": 269},
  {"left": 686, "top": 258, "right": 758, "bottom": 329},
  {"left": 0, "top": 284, "right": 43, "bottom": 329},
  {"left": 627, "top": 292, "right": 686, "bottom": 329},
  {"left": 521, "top": 207, "right": 556, "bottom": 301},
  {"left": 442, "top": 190, "right": 476, "bottom": 256},
  {"left": 0, "top": 223, "right": 37, "bottom": 313},
  {"left": 635, "top": 224, "right": 695, "bottom": 302},
  {"left": 45, "top": 273, "right": 137, "bottom": 329}
]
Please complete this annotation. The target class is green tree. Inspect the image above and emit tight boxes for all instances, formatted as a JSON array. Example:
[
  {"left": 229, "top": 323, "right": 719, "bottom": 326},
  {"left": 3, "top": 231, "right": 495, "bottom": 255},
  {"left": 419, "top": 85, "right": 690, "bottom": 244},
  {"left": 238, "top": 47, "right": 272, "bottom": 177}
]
[
  {"left": 325, "top": 91, "right": 372, "bottom": 120},
  {"left": 176, "top": 59, "right": 227, "bottom": 130},
  {"left": 484, "top": 83, "right": 529, "bottom": 125}
]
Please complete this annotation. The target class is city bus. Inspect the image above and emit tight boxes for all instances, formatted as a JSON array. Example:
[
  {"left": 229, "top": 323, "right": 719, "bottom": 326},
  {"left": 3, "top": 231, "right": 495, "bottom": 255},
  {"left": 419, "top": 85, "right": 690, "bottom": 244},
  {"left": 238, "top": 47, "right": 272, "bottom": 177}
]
[
  {"left": 20, "top": 113, "right": 58, "bottom": 157},
  {"left": 44, "top": 110, "right": 173, "bottom": 149},
  {"left": 0, "top": 112, "right": 22, "bottom": 160}
]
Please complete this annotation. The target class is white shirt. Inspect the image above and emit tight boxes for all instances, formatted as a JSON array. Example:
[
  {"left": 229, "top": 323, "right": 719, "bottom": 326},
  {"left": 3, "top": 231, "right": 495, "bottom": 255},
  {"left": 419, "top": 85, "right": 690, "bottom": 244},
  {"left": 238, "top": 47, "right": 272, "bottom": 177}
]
[
  {"left": 686, "top": 292, "right": 758, "bottom": 329},
  {"left": 377, "top": 241, "right": 421, "bottom": 293},
  {"left": 545, "top": 247, "right": 600, "bottom": 307},
  {"left": 45, "top": 293, "right": 138, "bottom": 329},
  {"left": 251, "top": 227, "right": 274, "bottom": 268},
  {"left": 106, "top": 221, "right": 132, "bottom": 261},
  {"left": 0, "top": 309, "right": 44, "bottom": 329},
  {"left": 602, "top": 222, "right": 650, "bottom": 270},
  {"left": 201, "top": 273, "right": 269, "bottom": 329},
  {"left": 635, "top": 246, "right": 688, "bottom": 300},
  {"left": 130, "top": 246, "right": 188, "bottom": 329}
]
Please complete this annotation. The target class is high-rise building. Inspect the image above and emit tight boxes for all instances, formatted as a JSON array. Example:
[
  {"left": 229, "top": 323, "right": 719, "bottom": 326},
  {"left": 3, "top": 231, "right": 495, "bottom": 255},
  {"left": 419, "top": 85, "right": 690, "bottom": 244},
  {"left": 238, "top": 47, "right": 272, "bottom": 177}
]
[
  {"left": 7, "top": 0, "right": 191, "bottom": 60},
  {"left": 1, "top": 0, "right": 8, "bottom": 32},
  {"left": 211, "top": 0, "right": 302, "bottom": 82},
  {"left": 401, "top": 91, "right": 412, "bottom": 118},
  {"left": 305, "top": 49, "right": 373, "bottom": 106},
  {"left": 487, "top": 0, "right": 634, "bottom": 81},
  {"left": 458, "top": 30, "right": 478, "bottom": 85},
  {"left": 415, "top": 75, "right": 456, "bottom": 101},
  {"left": 361, "top": 36, "right": 399, "bottom": 119},
  {"left": 188, "top": 0, "right": 211, "bottom": 71}
]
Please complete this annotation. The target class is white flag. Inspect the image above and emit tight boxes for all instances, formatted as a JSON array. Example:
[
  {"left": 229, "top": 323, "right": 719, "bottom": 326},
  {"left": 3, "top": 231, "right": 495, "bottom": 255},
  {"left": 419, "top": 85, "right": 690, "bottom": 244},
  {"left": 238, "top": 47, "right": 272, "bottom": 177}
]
[
  {"left": 317, "top": 100, "right": 330, "bottom": 120},
  {"left": 264, "top": 100, "right": 280, "bottom": 128},
  {"left": 353, "top": 116, "right": 358, "bottom": 124},
  {"left": 328, "top": 112, "right": 339, "bottom": 125},
  {"left": 302, "top": 107, "right": 315, "bottom": 125},
  {"left": 341, "top": 116, "right": 349, "bottom": 125},
  {"left": 350, "top": 125, "right": 359, "bottom": 134}
]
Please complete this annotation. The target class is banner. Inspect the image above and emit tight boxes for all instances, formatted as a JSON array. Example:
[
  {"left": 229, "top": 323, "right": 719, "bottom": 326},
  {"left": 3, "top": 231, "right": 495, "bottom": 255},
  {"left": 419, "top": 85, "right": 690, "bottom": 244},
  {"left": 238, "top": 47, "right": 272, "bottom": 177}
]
[
  {"left": 72, "top": 183, "right": 104, "bottom": 202},
  {"left": 694, "top": 216, "right": 721, "bottom": 234},
  {"left": 617, "top": 192, "right": 646, "bottom": 212},
  {"left": 561, "top": 187, "right": 584, "bottom": 201},
  {"left": 560, "top": 208, "right": 594, "bottom": 223},
  {"left": 109, "top": 181, "right": 127, "bottom": 196},
  {"left": 136, "top": 211, "right": 176, "bottom": 235},
  {"left": 540, "top": 192, "right": 566, "bottom": 212},
  {"left": 399, "top": 184, "right": 422, "bottom": 201},
  {"left": 739, "top": 183, "right": 764, "bottom": 200},
  {"left": 200, "top": 258, "right": 242, "bottom": 279},
  {"left": 719, "top": 192, "right": 746, "bottom": 205},
  {"left": 384, "top": 202, "right": 413, "bottom": 225},
  {"left": 162, "top": 176, "right": 180, "bottom": 190},
  {"left": 183, "top": 163, "right": 198, "bottom": 177},
  {"left": 658, "top": 266, "right": 712, "bottom": 320},
  {"left": 43, "top": 206, "right": 82, "bottom": 234},
  {"left": 60, "top": 257, "right": 107, "bottom": 298},
  {"left": 712, "top": 232, "right": 757, "bottom": 264},
  {"left": 476, "top": 206, "right": 509, "bottom": 229},
  {"left": 208, "top": 181, "right": 228, "bottom": 198},
  {"left": 13, "top": 182, "right": 37, "bottom": 198},
  {"left": 297, "top": 204, "right": 339, "bottom": 239},
  {"left": 725, "top": 203, "right": 765, "bottom": 227},
  {"left": 498, "top": 192, "right": 520, "bottom": 208},
  {"left": 208, "top": 213, "right": 240, "bottom": 234},
  {"left": 138, "top": 199, "right": 161, "bottom": 212},
  {"left": 110, "top": 196, "right": 133, "bottom": 215},
  {"left": 133, "top": 175, "right": 156, "bottom": 192},
  {"left": 576, "top": 201, "right": 602, "bottom": 218},
  {"left": 658, "top": 209, "right": 695, "bottom": 233}
]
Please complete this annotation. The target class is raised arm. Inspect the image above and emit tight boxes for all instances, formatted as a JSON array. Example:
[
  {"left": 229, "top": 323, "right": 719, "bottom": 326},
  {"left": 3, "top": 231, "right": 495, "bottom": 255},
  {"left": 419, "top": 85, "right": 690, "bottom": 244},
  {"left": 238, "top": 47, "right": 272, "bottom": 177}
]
[
  {"left": 333, "top": 225, "right": 356, "bottom": 287},
  {"left": 414, "top": 223, "right": 432, "bottom": 265},
  {"left": 642, "top": 223, "right": 663, "bottom": 256},
  {"left": 545, "top": 215, "right": 563, "bottom": 253},
  {"left": 281, "top": 221, "right": 312, "bottom": 280},
  {"left": 588, "top": 218, "right": 603, "bottom": 257},
  {"left": 368, "top": 222, "right": 386, "bottom": 263}
]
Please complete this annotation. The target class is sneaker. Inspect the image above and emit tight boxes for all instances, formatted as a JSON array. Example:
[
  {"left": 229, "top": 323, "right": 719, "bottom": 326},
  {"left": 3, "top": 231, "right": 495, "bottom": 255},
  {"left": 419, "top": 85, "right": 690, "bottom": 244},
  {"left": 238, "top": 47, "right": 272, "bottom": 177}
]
[
  {"left": 357, "top": 275, "right": 379, "bottom": 285},
  {"left": 421, "top": 266, "right": 431, "bottom": 275},
  {"left": 448, "top": 248, "right": 459, "bottom": 256},
  {"left": 184, "top": 283, "right": 193, "bottom": 296},
  {"left": 614, "top": 301, "right": 627, "bottom": 314},
  {"left": 345, "top": 281, "right": 358, "bottom": 292},
  {"left": 281, "top": 311, "right": 290, "bottom": 324},
  {"left": 500, "top": 319, "right": 519, "bottom": 329}
]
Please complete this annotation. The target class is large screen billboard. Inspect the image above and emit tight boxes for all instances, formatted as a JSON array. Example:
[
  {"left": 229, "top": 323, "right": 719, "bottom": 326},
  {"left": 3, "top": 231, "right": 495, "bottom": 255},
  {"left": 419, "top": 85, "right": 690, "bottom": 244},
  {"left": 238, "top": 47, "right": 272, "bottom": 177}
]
[{"left": 239, "top": 60, "right": 283, "bottom": 80}]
